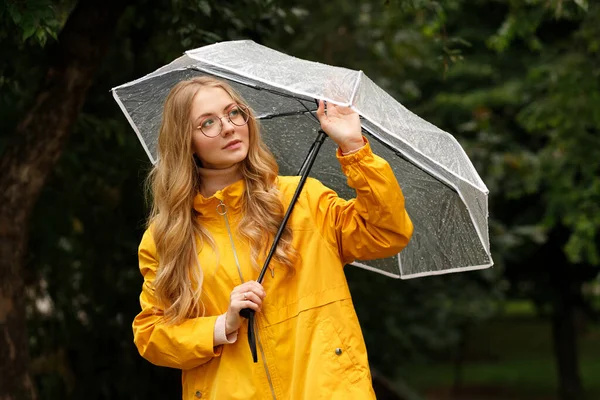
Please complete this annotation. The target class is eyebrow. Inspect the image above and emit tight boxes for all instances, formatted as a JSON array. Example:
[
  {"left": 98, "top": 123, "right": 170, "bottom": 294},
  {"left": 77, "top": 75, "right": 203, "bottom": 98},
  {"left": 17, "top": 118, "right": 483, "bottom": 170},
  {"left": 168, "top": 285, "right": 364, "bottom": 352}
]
[{"left": 194, "top": 103, "right": 236, "bottom": 124}]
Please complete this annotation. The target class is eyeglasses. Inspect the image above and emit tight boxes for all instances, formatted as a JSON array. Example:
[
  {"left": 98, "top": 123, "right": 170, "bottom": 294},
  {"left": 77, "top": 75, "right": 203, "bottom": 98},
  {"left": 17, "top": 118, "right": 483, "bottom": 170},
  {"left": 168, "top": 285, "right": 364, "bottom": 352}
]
[{"left": 196, "top": 104, "right": 250, "bottom": 138}]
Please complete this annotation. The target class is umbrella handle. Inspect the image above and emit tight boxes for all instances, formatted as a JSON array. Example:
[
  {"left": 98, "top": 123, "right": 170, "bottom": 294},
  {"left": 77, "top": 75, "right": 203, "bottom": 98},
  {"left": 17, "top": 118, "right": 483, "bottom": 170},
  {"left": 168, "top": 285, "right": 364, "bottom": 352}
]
[
  {"left": 247, "top": 314, "right": 258, "bottom": 362},
  {"left": 239, "top": 308, "right": 253, "bottom": 319},
  {"left": 239, "top": 129, "right": 328, "bottom": 362}
]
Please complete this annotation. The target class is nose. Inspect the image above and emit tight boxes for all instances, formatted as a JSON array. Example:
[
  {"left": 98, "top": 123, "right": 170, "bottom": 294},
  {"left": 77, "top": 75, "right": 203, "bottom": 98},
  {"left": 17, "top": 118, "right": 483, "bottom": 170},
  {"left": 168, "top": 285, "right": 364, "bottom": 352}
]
[{"left": 220, "top": 117, "right": 235, "bottom": 137}]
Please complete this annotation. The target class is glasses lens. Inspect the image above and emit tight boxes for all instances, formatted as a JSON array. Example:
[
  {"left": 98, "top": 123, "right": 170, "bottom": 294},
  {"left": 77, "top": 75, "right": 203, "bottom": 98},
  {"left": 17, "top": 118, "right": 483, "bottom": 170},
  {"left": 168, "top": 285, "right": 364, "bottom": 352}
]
[
  {"left": 200, "top": 116, "right": 222, "bottom": 137},
  {"left": 228, "top": 105, "right": 250, "bottom": 126},
  {"left": 199, "top": 105, "right": 250, "bottom": 137}
]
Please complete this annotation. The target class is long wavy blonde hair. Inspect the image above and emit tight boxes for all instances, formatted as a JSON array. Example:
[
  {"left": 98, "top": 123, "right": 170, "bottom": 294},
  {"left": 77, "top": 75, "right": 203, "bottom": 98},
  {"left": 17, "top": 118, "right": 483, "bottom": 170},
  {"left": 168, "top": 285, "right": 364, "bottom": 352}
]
[{"left": 147, "top": 76, "right": 296, "bottom": 324}]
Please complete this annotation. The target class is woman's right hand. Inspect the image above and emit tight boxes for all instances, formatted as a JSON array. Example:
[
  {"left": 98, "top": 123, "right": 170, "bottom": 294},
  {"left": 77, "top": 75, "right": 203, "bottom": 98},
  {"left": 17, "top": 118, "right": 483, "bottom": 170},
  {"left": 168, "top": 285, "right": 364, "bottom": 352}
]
[{"left": 225, "top": 280, "right": 266, "bottom": 335}]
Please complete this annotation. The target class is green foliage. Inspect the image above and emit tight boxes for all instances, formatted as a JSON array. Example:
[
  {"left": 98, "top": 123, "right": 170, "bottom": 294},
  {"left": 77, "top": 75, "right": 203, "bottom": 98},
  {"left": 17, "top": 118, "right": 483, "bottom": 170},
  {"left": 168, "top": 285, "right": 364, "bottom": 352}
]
[
  {"left": 389, "top": 0, "right": 600, "bottom": 269},
  {"left": 346, "top": 267, "right": 502, "bottom": 372},
  {"left": 3, "top": 0, "right": 599, "bottom": 397},
  {"left": 402, "top": 314, "right": 600, "bottom": 398},
  {"left": 27, "top": 111, "right": 165, "bottom": 398},
  {"left": 506, "top": 3, "right": 600, "bottom": 265},
  {"left": 0, "top": 0, "right": 73, "bottom": 156},
  {"left": 170, "top": 0, "right": 286, "bottom": 46},
  {"left": 0, "top": 0, "right": 69, "bottom": 46}
]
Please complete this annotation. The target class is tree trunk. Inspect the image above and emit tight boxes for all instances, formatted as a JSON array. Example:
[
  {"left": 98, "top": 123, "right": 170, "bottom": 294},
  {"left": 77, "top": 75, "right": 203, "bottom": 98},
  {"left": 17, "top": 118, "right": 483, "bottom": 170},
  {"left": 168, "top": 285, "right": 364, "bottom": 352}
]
[
  {"left": 0, "top": 1, "right": 127, "bottom": 398},
  {"left": 549, "top": 263, "right": 584, "bottom": 400}
]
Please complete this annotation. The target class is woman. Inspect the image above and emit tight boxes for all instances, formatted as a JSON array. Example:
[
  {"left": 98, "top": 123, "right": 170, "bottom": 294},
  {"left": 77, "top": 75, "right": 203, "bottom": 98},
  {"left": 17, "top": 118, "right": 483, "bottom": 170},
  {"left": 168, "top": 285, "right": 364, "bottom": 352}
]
[{"left": 133, "top": 76, "right": 413, "bottom": 399}]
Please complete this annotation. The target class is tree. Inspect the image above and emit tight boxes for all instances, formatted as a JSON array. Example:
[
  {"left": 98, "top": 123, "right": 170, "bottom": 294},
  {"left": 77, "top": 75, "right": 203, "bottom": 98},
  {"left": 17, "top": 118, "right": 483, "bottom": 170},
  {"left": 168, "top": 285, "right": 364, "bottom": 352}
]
[
  {"left": 416, "top": 1, "right": 600, "bottom": 398},
  {"left": 0, "top": 0, "right": 128, "bottom": 398}
]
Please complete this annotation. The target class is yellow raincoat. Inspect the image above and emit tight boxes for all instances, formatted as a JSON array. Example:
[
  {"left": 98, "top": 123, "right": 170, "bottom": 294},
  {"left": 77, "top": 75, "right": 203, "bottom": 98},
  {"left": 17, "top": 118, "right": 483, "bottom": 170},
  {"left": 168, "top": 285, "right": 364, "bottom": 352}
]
[{"left": 133, "top": 141, "right": 413, "bottom": 399}]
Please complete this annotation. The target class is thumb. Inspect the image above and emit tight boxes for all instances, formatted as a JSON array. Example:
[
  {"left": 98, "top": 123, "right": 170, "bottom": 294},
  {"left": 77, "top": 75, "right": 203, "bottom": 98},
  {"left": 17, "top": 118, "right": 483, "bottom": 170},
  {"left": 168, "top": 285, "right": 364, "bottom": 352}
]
[{"left": 316, "top": 100, "right": 327, "bottom": 122}]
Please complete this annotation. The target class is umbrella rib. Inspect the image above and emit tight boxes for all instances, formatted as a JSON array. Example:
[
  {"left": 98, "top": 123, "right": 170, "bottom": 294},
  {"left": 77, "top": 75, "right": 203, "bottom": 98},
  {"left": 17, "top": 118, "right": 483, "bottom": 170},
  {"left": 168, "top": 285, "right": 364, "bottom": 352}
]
[
  {"left": 255, "top": 89, "right": 321, "bottom": 125},
  {"left": 257, "top": 109, "right": 316, "bottom": 120},
  {"left": 255, "top": 86, "right": 320, "bottom": 124},
  {"left": 258, "top": 85, "right": 316, "bottom": 104},
  {"left": 349, "top": 70, "right": 363, "bottom": 106}
]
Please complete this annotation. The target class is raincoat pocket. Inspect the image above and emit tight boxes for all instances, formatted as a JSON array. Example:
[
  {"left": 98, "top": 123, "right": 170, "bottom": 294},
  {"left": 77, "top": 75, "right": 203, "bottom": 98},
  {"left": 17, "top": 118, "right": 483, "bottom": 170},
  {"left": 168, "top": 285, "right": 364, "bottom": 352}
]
[
  {"left": 316, "top": 315, "right": 364, "bottom": 384},
  {"left": 183, "top": 365, "right": 205, "bottom": 399}
]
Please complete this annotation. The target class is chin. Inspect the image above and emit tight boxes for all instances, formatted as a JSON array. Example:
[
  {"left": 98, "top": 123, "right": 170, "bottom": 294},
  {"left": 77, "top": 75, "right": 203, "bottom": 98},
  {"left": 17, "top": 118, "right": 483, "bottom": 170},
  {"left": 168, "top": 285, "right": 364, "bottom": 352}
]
[
  {"left": 230, "top": 148, "right": 249, "bottom": 162},
  {"left": 216, "top": 153, "right": 248, "bottom": 169},
  {"left": 203, "top": 147, "right": 248, "bottom": 169}
]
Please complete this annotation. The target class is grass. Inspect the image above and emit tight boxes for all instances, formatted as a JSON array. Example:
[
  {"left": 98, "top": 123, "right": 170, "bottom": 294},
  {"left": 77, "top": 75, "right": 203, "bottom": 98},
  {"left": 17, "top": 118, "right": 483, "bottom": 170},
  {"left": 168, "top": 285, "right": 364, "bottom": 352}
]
[{"left": 398, "top": 302, "right": 600, "bottom": 399}]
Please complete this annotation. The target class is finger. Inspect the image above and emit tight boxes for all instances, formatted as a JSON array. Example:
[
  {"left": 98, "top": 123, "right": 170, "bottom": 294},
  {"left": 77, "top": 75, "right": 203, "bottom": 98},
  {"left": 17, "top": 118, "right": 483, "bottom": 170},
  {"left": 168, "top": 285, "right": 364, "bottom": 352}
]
[
  {"left": 316, "top": 99, "right": 326, "bottom": 121},
  {"left": 248, "top": 282, "right": 266, "bottom": 299},
  {"left": 240, "top": 288, "right": 265, "bottom": 303},
  {"left": 328, "top": 102, "right": 353, "bottom": 115},
  {"left": 337, "top": 105, "right": 355, "bottom": 115},
  {"left": 328, "top": 102, "right": 352, "bottom": 117},
  {"left": 233, "top": 282, "right": 266, "bottom": 301},
  {"left": 241, "top": 291, "right": 263, "bottom": 308},
  {"left": 232, "top": 281, "right": 255, "bottom": 295},
  {"left": 234, "top": 299, "right": 261, "bottom": 313},
  {"left": 241, "top": 281, "right": 266, "bottom": 298}
]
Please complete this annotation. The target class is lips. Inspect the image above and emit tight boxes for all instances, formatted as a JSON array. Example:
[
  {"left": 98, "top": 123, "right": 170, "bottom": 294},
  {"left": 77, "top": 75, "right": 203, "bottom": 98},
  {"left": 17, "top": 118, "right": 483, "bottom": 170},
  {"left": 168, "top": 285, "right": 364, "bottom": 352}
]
[{"left": 223, "top": 139, "right": 242, "bottom": 149}]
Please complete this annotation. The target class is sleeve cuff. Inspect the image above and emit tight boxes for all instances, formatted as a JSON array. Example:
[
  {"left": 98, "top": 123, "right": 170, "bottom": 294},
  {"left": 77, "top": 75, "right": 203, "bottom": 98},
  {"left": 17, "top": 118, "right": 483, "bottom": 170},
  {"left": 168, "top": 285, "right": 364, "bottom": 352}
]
[
  {"left": 341, "top": 146, "right": 364, "bottom": 156},
  {"left": 214, "top": 314, "right": 238, "bottom": 346},
  {"left": 336, "top": 137, "right": 372, "bottom": 165}
]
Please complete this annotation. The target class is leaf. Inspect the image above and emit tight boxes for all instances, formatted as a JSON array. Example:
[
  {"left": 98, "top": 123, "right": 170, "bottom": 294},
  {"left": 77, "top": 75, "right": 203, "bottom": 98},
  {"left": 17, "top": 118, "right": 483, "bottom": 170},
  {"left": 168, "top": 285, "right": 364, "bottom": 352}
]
[
  {"left": 573, "top": 0, "right": 588, "bottom": 11},
  {"left": 197, "top": 0, "right": 211, "bottom": 15},
  {"left": 22, "top": 24, "right": 37, "bottom": 41},
  {"left": 7, "top": 4, "right": 22, "bottom": 24},
  {"left": 45, "top": 26, "right": 58, "bottom": 41},
  {"left": 36, "top": 28, "right": 47, "bottom": 47}
]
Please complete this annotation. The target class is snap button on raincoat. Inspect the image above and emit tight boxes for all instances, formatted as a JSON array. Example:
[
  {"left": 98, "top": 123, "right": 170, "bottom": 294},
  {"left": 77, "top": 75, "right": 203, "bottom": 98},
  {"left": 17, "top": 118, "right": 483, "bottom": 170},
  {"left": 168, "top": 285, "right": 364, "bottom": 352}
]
[{"left": 133, "top": 141, "right": 413, "bottom": 399}]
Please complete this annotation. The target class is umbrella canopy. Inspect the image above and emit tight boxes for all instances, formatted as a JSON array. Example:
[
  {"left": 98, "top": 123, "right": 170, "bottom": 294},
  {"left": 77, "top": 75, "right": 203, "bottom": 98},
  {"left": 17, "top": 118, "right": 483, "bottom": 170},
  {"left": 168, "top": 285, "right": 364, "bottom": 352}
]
[{"left": 112, "top": 40, "right": 493, "bottom": 279}]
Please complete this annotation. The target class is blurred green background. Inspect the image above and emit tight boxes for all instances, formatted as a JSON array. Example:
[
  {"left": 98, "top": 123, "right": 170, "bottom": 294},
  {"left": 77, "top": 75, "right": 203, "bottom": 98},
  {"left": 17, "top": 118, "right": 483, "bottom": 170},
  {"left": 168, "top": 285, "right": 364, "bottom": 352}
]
[{"left": 1, "top": 0, "right": 599, "bottom": 399}]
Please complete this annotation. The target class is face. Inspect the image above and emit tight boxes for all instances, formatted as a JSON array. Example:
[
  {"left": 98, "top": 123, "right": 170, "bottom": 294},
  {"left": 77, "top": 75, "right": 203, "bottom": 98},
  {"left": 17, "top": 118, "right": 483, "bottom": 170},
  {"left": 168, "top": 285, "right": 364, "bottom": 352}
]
[{"left": 190, "top": 86, "right": 250, "bottom": 170}]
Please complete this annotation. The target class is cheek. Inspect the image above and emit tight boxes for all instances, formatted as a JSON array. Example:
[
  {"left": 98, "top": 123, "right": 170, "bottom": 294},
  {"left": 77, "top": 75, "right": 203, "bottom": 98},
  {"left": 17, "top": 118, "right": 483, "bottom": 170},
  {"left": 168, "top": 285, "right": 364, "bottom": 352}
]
[
  {"left": 242, "top": 126, "right": 251, "bottom": 143},
  {"left": 192, "top": 134, "right": 214, "bottom": 158}
]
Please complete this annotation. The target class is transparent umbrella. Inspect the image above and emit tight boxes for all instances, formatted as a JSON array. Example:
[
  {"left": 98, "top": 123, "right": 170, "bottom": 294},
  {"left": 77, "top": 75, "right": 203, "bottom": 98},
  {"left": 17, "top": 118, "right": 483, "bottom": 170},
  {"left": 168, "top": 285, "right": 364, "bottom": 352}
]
[{"left": 112, "top": 40, "right": 493, "bottom": 280}]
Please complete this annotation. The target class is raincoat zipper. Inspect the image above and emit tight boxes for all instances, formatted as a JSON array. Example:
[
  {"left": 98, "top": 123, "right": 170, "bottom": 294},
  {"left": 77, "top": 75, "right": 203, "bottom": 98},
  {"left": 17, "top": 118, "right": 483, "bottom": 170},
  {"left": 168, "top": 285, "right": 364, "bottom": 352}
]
[
  {"left": 256, "top": 319, "right": 277, "bottom": 400},
  {"left": 217, "top": 201, "right": 244, "bottom": 282},
  {"left": 218, "top": 201, "right": 278, "bottom": 400}
]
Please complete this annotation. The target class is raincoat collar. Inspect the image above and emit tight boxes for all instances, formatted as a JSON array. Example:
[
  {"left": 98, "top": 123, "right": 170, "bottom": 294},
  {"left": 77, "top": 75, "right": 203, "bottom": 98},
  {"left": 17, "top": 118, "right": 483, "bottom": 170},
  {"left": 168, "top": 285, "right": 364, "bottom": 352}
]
[
  {"left": 193, "top": 178, "right": 245, "bottom": 215},
  {"left": 193, "top": 163, "right": 245, "bottom": 214}
]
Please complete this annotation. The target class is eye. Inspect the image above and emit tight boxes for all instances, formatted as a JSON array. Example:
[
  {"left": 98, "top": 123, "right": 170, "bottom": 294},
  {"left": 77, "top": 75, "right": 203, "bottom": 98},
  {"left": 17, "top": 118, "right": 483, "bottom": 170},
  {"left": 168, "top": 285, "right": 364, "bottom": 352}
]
[
  {"left": 228, "top": 107, "right": 240, "bottom": 118},
  {"left": 201, "top": 118, "right": 215, "bottom": 128}
]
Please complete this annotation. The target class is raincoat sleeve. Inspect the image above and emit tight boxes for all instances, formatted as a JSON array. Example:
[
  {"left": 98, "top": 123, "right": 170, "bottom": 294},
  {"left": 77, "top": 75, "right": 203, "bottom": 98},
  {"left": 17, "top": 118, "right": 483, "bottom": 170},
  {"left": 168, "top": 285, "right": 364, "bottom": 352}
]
[
  {"left": 306, "top": 139, "right": 413, "bottom": 265},
  {"left": 132, "top": 228, "right": 222, "bottom": 370}
]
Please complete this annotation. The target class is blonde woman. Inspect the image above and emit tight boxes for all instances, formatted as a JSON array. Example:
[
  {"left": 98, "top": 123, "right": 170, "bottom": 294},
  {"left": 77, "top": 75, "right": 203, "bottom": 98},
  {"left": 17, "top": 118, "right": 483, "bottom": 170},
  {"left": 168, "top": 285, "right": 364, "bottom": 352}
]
[{"left": 133, "top": 76, "right": 413, "bottom": 400}]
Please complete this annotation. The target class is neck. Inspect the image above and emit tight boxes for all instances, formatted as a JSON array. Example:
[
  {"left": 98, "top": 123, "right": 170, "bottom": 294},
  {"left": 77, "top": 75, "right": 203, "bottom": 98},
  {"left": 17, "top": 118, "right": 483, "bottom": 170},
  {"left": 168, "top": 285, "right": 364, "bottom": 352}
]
[{"left": 197, "top": 163, "right": 243, "bottom": 197}]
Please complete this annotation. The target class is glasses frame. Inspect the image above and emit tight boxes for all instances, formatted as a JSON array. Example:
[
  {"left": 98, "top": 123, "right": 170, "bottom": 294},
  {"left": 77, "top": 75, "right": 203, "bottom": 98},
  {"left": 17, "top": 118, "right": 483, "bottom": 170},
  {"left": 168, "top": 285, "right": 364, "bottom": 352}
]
[{"left": 197, "top": 104, "right": 251, "bottom": 138}]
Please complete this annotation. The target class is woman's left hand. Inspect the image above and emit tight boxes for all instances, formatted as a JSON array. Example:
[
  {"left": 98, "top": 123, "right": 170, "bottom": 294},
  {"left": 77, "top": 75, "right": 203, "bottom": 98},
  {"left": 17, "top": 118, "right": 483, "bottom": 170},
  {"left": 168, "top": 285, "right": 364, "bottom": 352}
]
[{"left": 316, "top": 100, "right": 364, "bottom": 153}]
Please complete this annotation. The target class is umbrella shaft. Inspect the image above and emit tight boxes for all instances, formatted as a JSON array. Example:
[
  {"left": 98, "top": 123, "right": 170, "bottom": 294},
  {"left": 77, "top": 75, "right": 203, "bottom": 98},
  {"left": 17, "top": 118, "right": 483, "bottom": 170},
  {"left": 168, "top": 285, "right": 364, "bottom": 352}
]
[
  {"left": 297, "top": 131, "right": 322, "bottom": 176},
  {"left": 240, "top": 129, "right": 327, "bottom": 364},
  {"left": 257, "top": 129, "right": 327, "bottom": 283}
]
